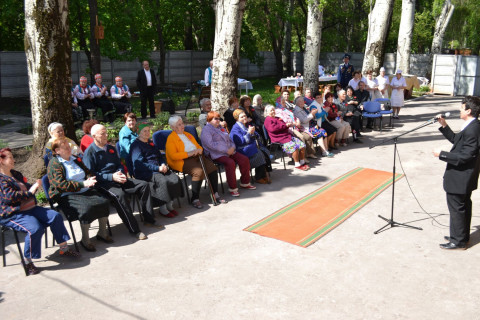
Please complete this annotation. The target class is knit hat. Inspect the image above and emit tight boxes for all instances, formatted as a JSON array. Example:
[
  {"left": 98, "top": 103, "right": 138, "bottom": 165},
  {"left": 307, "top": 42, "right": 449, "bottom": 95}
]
[
  {"left": 137, "top": 122, "right": 152, "bottom": 134},
  {"left": 233, "top": 109, "right": 245, "bottom": 120}
]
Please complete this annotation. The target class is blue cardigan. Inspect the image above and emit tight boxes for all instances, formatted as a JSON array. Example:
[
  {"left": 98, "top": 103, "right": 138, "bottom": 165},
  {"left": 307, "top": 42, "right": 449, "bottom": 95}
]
[
  {"left": 83, "top": 142, "right": 124, "bottom": 187},
  {"left": 119, "top": 125, "right": 138, "bottom": 159},
  {"left": 130, "top": 138, "right": 166, "bottom": 181},
  {"left": 230, "top": 122, "right": 258, "bottom": 158}
]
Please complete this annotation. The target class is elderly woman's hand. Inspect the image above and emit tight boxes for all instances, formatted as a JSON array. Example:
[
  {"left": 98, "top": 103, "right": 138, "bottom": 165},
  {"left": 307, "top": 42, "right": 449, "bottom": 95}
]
[
  {"left": 247, "top": 126, "right": 255, "bottom": 135},
  {"left": 83, "top": 176, "right": 97, "bottom": 188},
  {"left": 159, "top": 164, "right": 168, "bottom": 173}
]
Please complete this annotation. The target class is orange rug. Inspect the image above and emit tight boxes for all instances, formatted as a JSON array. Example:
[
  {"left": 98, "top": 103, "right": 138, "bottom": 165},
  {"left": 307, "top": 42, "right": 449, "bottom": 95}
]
[{"left": 244, "top": 167, "right": 403, "bottom": 247}]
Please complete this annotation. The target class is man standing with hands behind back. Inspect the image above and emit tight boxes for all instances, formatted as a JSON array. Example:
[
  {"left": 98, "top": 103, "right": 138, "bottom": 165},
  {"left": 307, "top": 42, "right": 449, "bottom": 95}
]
[
  {"left": 136, "top": 60, "right": 157, "bottom": 119},
  {"left": 434, "top": 96, "right": 480, "bottom": 250}
]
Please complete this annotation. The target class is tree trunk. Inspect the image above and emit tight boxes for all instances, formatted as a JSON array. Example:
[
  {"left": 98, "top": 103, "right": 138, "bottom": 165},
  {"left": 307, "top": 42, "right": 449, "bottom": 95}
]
[
  {"left": 362, "top": 0, "right": 394, "bottom": 75},
  {"left": 396, "top": 0, "right": 415, "bottom": 74},
  {"left": 183, "top": 12, "right": 193, "bottom": 50},
  {"left": 88, "top": 0, "right": 101, "bottom": 78},
  {"left": 24, "top": 0, "right": 73, "bottom": 178},
  {"left": 76, "top": 3, "right": 92, "bottom": 81},
  {"left": 210, "top": 0, "right": 246, "bottom": 115},
  {"left": 154, "top": 0, "right": 166, "bottom": 84},
  {"left": 303, "top": 0, "right": 323, "bottom": 93},
  {"left": 263, "top": 4, "right": 283, "bottom": 78},
  {"left": 431, "top": 0, "right": 454, "bottom": 55},
  {"left": 281, "top": 0, "right": 294, "bottom": 77}
]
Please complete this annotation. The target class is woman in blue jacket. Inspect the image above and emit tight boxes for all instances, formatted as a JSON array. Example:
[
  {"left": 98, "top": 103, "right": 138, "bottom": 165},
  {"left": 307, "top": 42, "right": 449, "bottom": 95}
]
[{"left": 230, "top": 109, "right": 272, "bottom": 184}]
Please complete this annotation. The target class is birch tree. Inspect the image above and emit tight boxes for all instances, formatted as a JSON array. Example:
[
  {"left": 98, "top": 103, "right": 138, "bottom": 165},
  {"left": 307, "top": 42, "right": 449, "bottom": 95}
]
[
  {"left": 210, "top": 0, "right": 247, "bottom": 114},
  {"left": 24, "top": 0, "right": 73, "bottom": 177},
  {"left": 362, "top": 0, "right": 394, "bottom": 75},
  {"left": 396, "top": 0, "right": 415, "bottom": 73},
  {"left": 303, "top": 0, "right": 323, "bottom": 93},
  {"left": 431, "top": 0, "right": 454, "bottom": 55}
]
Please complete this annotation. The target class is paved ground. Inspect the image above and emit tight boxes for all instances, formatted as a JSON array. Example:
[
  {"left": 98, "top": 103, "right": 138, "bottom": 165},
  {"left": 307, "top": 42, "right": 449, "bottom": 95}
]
[
  {"left": 1, "top": 95, "right": 479, "bottom": 320},
  {"left": 0, "top": 115, "right": 33, "bottom": 148}
]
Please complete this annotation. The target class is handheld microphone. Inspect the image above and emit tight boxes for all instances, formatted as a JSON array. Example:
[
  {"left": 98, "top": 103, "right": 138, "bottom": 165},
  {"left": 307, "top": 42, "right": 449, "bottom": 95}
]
[{"left": 431, "top": 112, "right": 450, "bottom": 123}]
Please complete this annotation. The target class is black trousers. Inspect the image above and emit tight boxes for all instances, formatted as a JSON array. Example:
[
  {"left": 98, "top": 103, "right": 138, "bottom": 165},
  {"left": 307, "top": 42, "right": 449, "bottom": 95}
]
[
  {"left": 78, "top": 98, "right": 96, "bottom": 118},
  {"left": 97, "top": 178, "right": 155, "bottom": 234},
  {"left": 140, "top": 86, "right": 155, "bottom": 118},
  {"left": 113, "top": 98, "right": 132, "bottom": 114},
  {"left": 446, "top": 192, "right": 472, "bottom": 246},
  {"left": 93, "top": 97, "right": 115, "bottom": 122}
]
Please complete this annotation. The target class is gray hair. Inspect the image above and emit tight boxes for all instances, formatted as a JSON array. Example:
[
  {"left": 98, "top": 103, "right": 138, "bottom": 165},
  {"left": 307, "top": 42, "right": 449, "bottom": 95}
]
[
  {"left": 252, "top": 94, "right": 262, "bottom": 107},
  {"left": 199, "top": 98, "right": 211, "bottom": 108},
  {"left": 168, "top": 115, "right": 183, "bottom": 128},
  {"left": 48, "top": 122, "right": 63, "bottom": 136},
  {"left": 90, "top": 124, "right": 105, "bottom": 136},
  {"left": 294, "top": 96, "right": 304, "bottom": 105},
  {"left": 264, "top": 104, "right": 275, "bottom": 118},
  {"left": 338, "top": 89, "right": 346, "bottom": 96}
]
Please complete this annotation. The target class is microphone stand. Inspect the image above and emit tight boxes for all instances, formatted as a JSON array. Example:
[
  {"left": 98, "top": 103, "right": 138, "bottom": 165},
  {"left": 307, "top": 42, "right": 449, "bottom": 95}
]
[{"left": 370, "top": 118, "right": 438, "bottom": 234}]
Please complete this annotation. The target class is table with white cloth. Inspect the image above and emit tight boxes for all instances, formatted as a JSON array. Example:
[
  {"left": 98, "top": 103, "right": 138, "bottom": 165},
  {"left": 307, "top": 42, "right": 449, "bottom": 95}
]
[
  {"left": 238, "top": 78, "right": 253, "bottom": 94},
  {"left": 278, "top": 76, "right": 337, "bottom": 90}
]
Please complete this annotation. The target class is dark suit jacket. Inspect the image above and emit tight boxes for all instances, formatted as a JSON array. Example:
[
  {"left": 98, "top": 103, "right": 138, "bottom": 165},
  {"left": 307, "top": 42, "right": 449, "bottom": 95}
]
[
  {"left": 439, "top": 119, "right": 480, "bottom": 194},
  {"left": 136, "top": 69, "right": 157, "bottom": 93}
]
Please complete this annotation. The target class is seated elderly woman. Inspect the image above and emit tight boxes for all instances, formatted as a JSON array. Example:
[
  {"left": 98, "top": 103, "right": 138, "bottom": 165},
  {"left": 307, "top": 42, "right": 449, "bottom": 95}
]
[
  {"left": 47, "top": 138, "right": 112, "bottom": 252},
  {"left": 263, "top": 105, "right": 309, "bottom": 171},
  {"left": 0, "top": 148, "right": 79, "bottom": 275},
  {"left": 324, "top": 92, "right": 351, "bottom": 147},
  {"left": 293, "top": 96, "right": 333, "bottom": 157},
  {"left": 166, "top": 116, "right": 227, "bottom": 208},
  {"left": 200, "top": 111, "right": 254, "bottom": 197},
  {"left": 118, "top": 112, "right": 138, "bottom": 159},
  {"left": 198, "top": 98, "right": 212, "bottom": 128},
  {"left": 130, "top": 122, "right": 183, "bottom": 217},
  {"left": 80, "top": 119, "right": 99, "bottom": 152},
  {"left": 303, "top": 88, "right": 314, "bottom": 106},
  {"left": 45, "top": 122, "right": 82, "bottom": 160},
  {"left": 230, "top": 109, "right": 272, "bottom": 184},
  {"left": 252, "top": 94, "right": 265, "bottom": 124},
  {"left": 310, "top": 91, "right": 337, "bottom": 151},
  {"left": 223, "top": 97, "right": 240, "bottom": 132}
]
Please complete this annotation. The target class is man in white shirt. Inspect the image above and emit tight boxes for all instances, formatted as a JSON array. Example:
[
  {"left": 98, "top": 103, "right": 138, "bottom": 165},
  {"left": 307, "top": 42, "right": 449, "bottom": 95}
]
[
  {"left": 204, "top": 60, "right": 213, "bottom": 86},
  {"left": 136, "top": 60, "right": 157, "bottom": 119}
]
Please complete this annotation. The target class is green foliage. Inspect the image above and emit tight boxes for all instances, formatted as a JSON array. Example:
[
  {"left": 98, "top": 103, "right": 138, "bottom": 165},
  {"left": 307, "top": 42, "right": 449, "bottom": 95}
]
[
  {"left": 186, "top": 111, "right": 200, "bottom": 121},
  {"left": 0, "top": 139, "right": 8, "bottom": 149},
  {"left": 150, "top": 112, "right": 171, "bottom": 131},
  {"left": 0, "top": 0, "right": 25, "bottom": 51},
  {"left": 35, "top": 190, "right": 47, "bottom": 205},
  {"left": 102, "top": 118, "right": 124, "bottom": 143}
]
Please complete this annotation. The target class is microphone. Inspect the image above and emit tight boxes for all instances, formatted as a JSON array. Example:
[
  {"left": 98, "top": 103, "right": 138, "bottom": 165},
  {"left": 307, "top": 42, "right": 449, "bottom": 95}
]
[{"left": 431, "top": 112, "right": 450, "bottom": 123}]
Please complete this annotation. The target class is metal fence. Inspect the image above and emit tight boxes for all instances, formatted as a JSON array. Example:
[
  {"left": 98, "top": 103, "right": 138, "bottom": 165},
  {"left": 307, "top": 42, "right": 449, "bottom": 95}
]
[
  {"left": 0, "top": 50, "right": 433, "bottom": 98},
  {"left": 431, "top": 54, "right": 480, "bottom": 96}
]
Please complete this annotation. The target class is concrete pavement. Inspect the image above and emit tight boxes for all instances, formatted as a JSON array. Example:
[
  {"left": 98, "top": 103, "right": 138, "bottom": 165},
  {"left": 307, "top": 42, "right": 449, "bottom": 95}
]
[{"left": 1, "top": 95, "right": 479, "bottom": 320}]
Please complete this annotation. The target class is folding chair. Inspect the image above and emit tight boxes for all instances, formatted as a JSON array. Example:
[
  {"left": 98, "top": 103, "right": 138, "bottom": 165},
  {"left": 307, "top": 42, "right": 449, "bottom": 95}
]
[
  {"left": 1, "top": 226, "right": 29, "bottom": 276},
  {"left": 362, "top": 101, "right": 383, "bottom": 131},
  {"left": 262, "top": 125, "right": 286, "bottom": 170},
  {"left": 375, "top": 98, "right": 393, "bottom": 128}
]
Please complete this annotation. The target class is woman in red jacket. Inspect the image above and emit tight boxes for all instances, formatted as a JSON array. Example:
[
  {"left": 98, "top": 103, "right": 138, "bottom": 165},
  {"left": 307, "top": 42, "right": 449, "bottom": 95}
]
[{"left": 263, "top": 105, "right": 308, "bottom": 171}]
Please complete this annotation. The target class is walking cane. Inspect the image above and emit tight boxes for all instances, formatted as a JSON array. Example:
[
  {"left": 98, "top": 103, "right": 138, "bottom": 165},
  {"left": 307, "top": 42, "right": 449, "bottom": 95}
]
[{"left": 198, "top": 154, "right": 218, "bottom": 206}]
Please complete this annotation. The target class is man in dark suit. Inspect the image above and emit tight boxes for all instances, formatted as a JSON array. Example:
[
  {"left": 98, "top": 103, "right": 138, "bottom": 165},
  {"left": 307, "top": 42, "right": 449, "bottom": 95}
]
[
  {"left": 336, "top": 53, "right": 354, "bottom": 89},
  {"left": 136, "top": 60, "right": 157, "bottom": 119},
  {"left": 434, "top": 96, "right": 480, "bottom": 250}
]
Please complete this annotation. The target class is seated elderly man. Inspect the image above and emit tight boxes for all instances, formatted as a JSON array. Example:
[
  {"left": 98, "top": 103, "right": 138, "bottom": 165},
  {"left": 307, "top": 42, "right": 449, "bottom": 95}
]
[
  {"left": 84, "top": 124, "right": 163, "bottom": 240},
  {"left": 74, "top": 76, "right": 96, "bottom": 119},
  {"left": 110, "top": 76, "right": 132, "bottom": 114}
]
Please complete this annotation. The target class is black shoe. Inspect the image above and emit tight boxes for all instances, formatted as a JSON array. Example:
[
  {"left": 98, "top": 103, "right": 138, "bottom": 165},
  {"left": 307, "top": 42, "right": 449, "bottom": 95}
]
[
  {"left": 354, "top": 139, "right": 363, "bottom": 143},
  {"left": 444, "top": 236, "right": 469, "bottom": 244},
  {"left": 439, "top": 242, "right": 466, "bottom": 250},
  {"left": 357, "top": 132, "right": 363, "bottom": 137}
]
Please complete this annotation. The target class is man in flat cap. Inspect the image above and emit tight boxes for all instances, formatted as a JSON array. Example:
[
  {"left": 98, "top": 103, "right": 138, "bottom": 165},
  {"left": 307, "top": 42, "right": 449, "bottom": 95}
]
[{"left": 337, "top": 54, "right": 354, "bottom": 89}]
